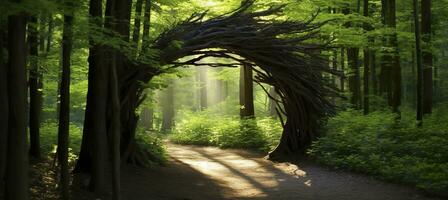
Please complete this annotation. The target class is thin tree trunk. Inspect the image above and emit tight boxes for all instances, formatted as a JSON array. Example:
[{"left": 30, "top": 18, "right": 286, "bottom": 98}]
[
  {"left": 347, "top": 48, "right": 361, "bottom": 108},
  {"left": 161, "top": 82, "right": 175, "bottom": 132},
  {"left": 413, "top": 0, "right": 424, "bottom": 126},
  {"left": 199, "top": 67, "right": 208, "bottom": 110},
  {"left": 132, "top": 0, "right": 143, "bottom": 53},
  {"left": 29, "top": 16, "right": 42, "bottom": 159},
  {"left": 340, "top": 48, "right": 345, "bottom": 91},
  {"left": 268, "top": 86, "right": 278, "bottom": 117},
  {"left": 240, "top": 64, "right": 254, "bottom": 118},
  {"left": 363, "top": 0, "right": 371, "bottom": 115},
  {"left": 57, "top": 11, "right": 74, "bottom": 200},
  {"left": 141, "top": 0, "right": 151, "bottom": 50},
  {"left": 421, "top": 0, "right": 432, "bottom": 114},
  {"left": 0, "top": 25, "right": 8, "bottom": 187},
  {"left": 5, "top": 10, "right": 29, "bottom": 200}
]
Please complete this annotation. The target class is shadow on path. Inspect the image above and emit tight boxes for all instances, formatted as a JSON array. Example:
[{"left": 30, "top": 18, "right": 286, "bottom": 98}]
[{"left": 80, "top": 143, "right": 443, "bottom": 200}]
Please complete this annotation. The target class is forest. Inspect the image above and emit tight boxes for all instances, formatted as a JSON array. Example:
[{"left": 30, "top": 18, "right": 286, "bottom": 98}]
[{"left": 0, "top": 0, "right": 447, "bottom": 199}]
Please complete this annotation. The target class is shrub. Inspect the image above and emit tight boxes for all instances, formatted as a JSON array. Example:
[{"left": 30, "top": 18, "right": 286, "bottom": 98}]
[
  {"left": 309, "top": 106, "right": 448, "bottom": 196},
  {"left": 170, "top": 113, "right": 282, "bottom": 152}
]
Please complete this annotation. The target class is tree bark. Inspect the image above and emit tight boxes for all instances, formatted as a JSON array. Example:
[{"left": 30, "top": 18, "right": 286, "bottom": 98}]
[
  {"left": 421, "top": 0, "right": 432, "bottom": 114},
  {"left": 132, "top": 0, "right": 143, "bottom": 47},
  {"left": 240, "top": 64, "right": 254, "bottom": 118},
  {"left": 161, "top": 82, "right": 175, "bottom": 132},
  {"left": 347, "top": 48, "right": 361, "bottom": 108},
  {"left": 84, "top": 0, "right": 109, "bottom": 196},
  {"left": 198, "top": 67, "right": 208, "bottom": 110},
  {"left": 109, "top": 53, "right": 121, "bottom": 200},
  {"left": 413, "top": 0, "right": 424, "bottom": 126},
  {"left": 268, "top": 86, "right": 278, "bottom": 117},
  {"left": 0, "top": 24, "right": 8, "bottom": 188},
  {"left": 382, "top": 0, "right": 401, "bottom": 113},
  {"left": 57, "top": 11, "right": 74, "bottom": 200},
  {"left": 363, "top": 0, "right": 371, "bottom": 115},
  {"left": 29, "top": 16, "right": 42, "bottom": 159},
  {"left": 5, "top": 11, "right": 29, "bottom": 200}
]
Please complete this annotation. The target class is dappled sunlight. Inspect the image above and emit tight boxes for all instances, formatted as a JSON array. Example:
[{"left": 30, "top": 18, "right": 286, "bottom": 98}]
[{"left": 169, "top": 144, "right": 281, "bottom": 198}]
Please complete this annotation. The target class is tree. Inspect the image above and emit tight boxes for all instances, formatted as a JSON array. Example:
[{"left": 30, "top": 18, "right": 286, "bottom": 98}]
[
  {"left": 239, "top": 64, "right": 254, "bottom": 118},
  {"left": 343, "top": 3, "right": 361, "bottom": 109},
  {"left": 421, "top": 0, "right": 432, "bottom": 114},
  {"left": 57, "top": 3, "right": 74, "bottom": 198},
  {"left": 87, "top": 0, "right": 109, "bottom": 196},
  {"left": 28, "top": 16, "right": 42, "bottom": 159},
  {"left": 0, "top": 19, "right": 8, "bottom": 188},
  {"left": 161, "top": 82, "right": 175, "bottom": 132},
  {"left": 198, "top": 67, "right": 208, "bottom": 110},
  {"left": 5, "top": 5, "right": 29, "bottom": 200},
  {"left": 363, "top": 0, "right": 371, "bottom": 115},
  {"left": 413, "top": 0, "right": 423, "bottom": 126},
  {"left": 381, "top": 0, "right": 401, "bottom": 113}
]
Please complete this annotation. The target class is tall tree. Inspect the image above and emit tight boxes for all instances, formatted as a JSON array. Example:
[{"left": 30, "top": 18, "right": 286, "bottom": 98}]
[
  {"left": 343, "top": 3, "right": 361, "bottom": 108},
  {"left": 421, "top": 0, "right": 432, "bottom": 114},
  {"left": 28, "top": 16, "right": 42, "bottom": 159},
  {"left": 161, "top": 82, "right": 175, "bottom": 132},
  {"left": 239, "top": 64, "right": 254, "bottom": 118},
  {"left": 109, "top": 53, "right": 121, "bottom": 200},
  {"left": 5, "top": 5, "right": 29, "bottom": 200},
  {"left": 87, "top": 0, "right": 109, "bottom": 196},
  {"left": 381, "top": 0, "right": 401, "bottom": 113},
  {"left": 413, "top": 0, "right": 424, "bottom": 126},
  {"left": 363, "top": 0, "right": 371, "bottom": 115},
  {"left": 198, "top": 67, "right": 208, "bottom": 110},
  {"left": 57, "top": 3, "right": 74, "bottom": 198},
  {"left": 0, "top": 21, "right": 8, "bottom": 187}
]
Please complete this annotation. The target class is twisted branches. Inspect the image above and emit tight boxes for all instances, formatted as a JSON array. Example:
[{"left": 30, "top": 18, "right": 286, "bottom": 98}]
[{"left": 136, "top": 0, "right": 338, "bottom": 158}]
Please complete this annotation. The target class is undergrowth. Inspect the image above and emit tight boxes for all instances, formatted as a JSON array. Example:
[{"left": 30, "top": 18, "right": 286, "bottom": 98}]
[
  {"left": 169, "top": 113, "right": 282, "bottom": 153},
  {"left": 308, "top": 104, "right": 448, "bottom": 196}
]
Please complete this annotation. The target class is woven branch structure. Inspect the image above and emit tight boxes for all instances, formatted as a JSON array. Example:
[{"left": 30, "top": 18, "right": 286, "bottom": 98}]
[{"left": 130, "top": 1, "right": 336, "bottom": 159}]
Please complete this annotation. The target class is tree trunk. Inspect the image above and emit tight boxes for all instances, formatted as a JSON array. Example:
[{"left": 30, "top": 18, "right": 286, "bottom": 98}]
[
  {"left": 109, "top": 53, "right": 121, "bottom": 200},
  {"left": 421, "top": 0, "right": 432, "bottom": 114},
  {"left": 132, "top": 0, "right": 143, "bottom": 53},
  {"left": 140, "top": 108, "right": 153, "bottom": 131},
  {"left": 85, "top": 0, "right": 109, "bottom": 196},
  {"left": 0, "top": 24, "right": 8, "bottom": 188},
  {"left": 161, "top": 82, "right": 175, "bottom": 132},
  {"left": 5, "top": 11, "right": 29, "bottom": 200},
  {"left": 268, "top": 86, "right": 278, "bottom": 117},
  {"left": 340, "top": 48, "right": 345, "bottom": 92},
  {"left": 57, "top": 12, "right": 73, "bottom": 200},
  {"left": 141, "top": 0, "right": 151, "bottom": 50},
  {"left": 29, "top": 16, "right": 42, "bottom": 159},
  {"left": 198, "top": 67, "right": 208, "bottom": 110},
  {"left": 347, "top": 48, "right": 361, "bottom": 108},
  {"left": 382, "top": 0, "right": 401, "bottom": 113},
  {"left": 240, "top": 64, "right": 254, "bottom": 118},
  {"left": 363, "top": 0, "right": 371, "bottom": 115},
  {"left": 413, "top": 0, "right": 424, "bottom": 126}
]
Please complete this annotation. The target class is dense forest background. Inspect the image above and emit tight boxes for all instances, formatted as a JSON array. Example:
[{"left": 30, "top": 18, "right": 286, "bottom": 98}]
[{"left": 0, "top": 0, "right": 447, "bottom": 199}]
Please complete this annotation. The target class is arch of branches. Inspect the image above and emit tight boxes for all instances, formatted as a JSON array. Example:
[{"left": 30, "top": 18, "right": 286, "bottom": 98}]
[{"left": 76, "top": 1, "right": 336, "bottom": 171}]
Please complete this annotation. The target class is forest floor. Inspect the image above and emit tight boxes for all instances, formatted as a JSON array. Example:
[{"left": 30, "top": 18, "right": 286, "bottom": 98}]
[{"left": 115, "top": 143, "right": 442, "bottom": 200}]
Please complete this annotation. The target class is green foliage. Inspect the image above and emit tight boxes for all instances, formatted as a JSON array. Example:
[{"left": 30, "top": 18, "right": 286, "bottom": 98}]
[
  {"left": 170, "top": 112, "right": 282, "bottom": 152},
  {"left": 40, "top": 121, "right": 83, "bottom": 161},
  {"left": 309, "top": 105, "right": 448, "bottom": 196},
  {"left": 136, "top": 131, "right": 168, "bottom": 166}
]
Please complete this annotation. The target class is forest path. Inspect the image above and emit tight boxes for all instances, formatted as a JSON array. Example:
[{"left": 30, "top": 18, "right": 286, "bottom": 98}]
[{"left": 121, "top": 143, "right": 440, "bottom": 200}]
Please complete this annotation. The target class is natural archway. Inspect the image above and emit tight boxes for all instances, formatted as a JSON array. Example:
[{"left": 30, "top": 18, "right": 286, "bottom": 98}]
[{"left": 76, "top": 0, "right": 336, "bottom": 172}]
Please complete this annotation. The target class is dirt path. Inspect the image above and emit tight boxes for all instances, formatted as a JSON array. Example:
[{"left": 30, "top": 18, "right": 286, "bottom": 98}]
[{"left": 120, "top": 144, "right": 441, "bottom": 200}]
